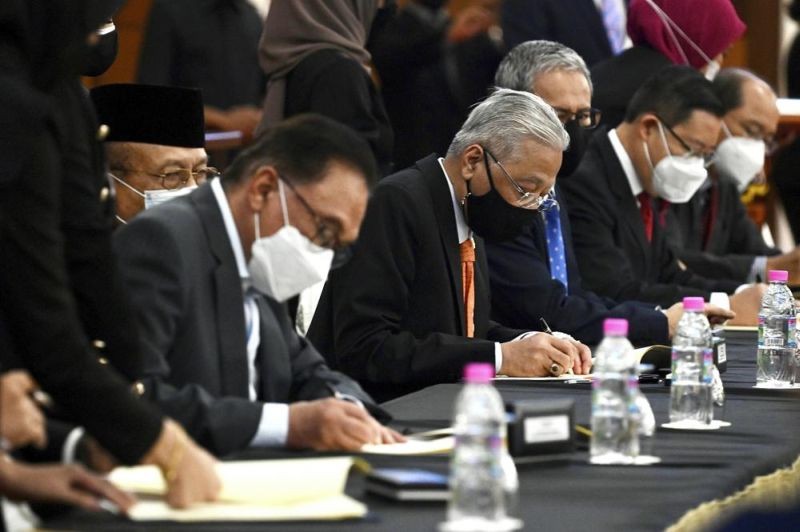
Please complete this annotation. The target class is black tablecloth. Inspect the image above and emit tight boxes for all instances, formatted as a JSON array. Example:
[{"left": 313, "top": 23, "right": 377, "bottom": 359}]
[{"left": 43, "top": 332, "right": 800, "bottom": 531}]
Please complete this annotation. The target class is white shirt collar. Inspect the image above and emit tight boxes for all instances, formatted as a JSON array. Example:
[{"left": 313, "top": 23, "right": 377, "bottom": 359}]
[
  {"left": 437, "top": 157, "right": 471, "bottom": 243},
  {"left": 607, "top": 128, "right": 643, "bottom": 199},
  {"left": 210, "top": 177, "right": 250, "bottom": 283}
]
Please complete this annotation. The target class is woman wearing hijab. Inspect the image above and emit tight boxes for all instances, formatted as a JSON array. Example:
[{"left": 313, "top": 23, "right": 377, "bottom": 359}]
[
  {"left": 258, "top": 0, "right": 394, "bottom": 175},
  {"left": 591, "top": 0, "right": 746, "bottom": 129}
]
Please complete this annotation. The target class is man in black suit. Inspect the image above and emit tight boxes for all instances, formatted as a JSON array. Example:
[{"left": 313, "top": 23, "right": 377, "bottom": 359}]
[
  {"left": 114, "top": 114, "right": 401, "bottom": 456},
  {"left": 561, "top": 66, "right": 764, "bottom": 323},
  {"left": 487, "top": 41, "right": 716, "bottom": 346},
  {"left": 308, "top": 89, "right": 591, "bottom": 402},
  {"left": 665, "top": 68, "right": 800, "bottom": 284},
  {"left": 501, "top": 0, "right": 627, "bottom": 67}
]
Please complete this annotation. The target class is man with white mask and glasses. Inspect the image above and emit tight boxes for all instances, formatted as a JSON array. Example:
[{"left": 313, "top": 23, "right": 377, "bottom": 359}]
[
  {"left": 562, "top": 66, "right": 765, "bottom": 324},
  {"left": 665, "top": 69, "right": 800, "bottom": 285},
  {"left": 114, "top": 114, "right": 402, "bottom": 457},
  {"left": 91, "top": 84, "right": 213, "bottom": 225}
]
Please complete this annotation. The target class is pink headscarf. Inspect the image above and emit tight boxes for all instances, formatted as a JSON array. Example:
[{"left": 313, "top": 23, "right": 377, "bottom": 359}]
[{"left": 627, "top": 0, "right": 746, "bottom": 69}]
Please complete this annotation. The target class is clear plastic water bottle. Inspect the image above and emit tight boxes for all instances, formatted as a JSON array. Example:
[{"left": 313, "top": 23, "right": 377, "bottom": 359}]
[
  {"left": 443, "top": 363, "right": 521, "bottom": 532},
  {"left": 670, "top": 297, "right": 714, "bottom": 426},
  {"left": 757, "top": 270, "right": 797, "bottom": 386},
  {"left": 590, "top": 319, "right": 638, "bottom": 465}
]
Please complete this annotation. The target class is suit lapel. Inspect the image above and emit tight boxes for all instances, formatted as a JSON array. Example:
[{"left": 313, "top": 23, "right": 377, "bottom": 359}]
[
  {"left": 418, "top": 155, "right": 466, "bottom": 336},
  {"left": 192, "top": 184, "right": 250, "bottom": 398},
  {"left": 598, "top": 134, "right": 651, "bottom": 265}
]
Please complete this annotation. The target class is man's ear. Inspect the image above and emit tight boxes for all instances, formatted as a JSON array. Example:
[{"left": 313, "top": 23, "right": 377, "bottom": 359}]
[
  {"left": 461, "top": 144, "right": 484, "bottom": 184},
  {"left": 637, "top": 114, "right": 659, "bottom": 141},
  {"left": 247, "top": 165, "right": 279, "bottom": 212}
]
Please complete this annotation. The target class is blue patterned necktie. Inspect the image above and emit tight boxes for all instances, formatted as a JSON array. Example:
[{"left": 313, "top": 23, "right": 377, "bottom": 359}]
[
  {"left": 601, "top": 0, "right": 626, "bottom": 55},
  {"left": 543, "top": 202, "right": 569, "bottom": 293}
]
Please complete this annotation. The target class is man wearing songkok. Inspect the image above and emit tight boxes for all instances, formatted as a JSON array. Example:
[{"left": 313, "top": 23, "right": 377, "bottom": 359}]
[{"left": 91, "top": 83, "right": 213, "bottom": 224}]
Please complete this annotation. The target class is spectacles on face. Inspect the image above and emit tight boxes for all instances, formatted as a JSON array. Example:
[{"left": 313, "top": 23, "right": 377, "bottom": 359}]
[
  {"left": 278, "top": 175, "right": 342, "bottom": 250},
  {"left": 111, "top": 166, "right": 220, "bottom": 190},
  {"left": 553, "top": 107, "right": 602, "bottom": 129},
  {"left": 654, "top": 115, "right": 715, "bottom": 162},
  {"left": 483, "top": 148, "right": 556, "bottom": 211}
]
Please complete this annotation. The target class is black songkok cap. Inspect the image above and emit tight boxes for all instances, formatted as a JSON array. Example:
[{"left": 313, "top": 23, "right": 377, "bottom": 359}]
[{"left": 91, "top": 83, "right": 205, "bottom": 148}]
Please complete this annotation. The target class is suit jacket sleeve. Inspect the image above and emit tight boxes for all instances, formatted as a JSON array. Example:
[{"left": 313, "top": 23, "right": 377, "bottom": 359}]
[
  {"left": 114, "top": 216, "right": 264, "bottom": 457},
  {"left": 487, "top": 229, "right": 669, "bottom": 346},
  {"left": 313, "top": 182, "right": 496, "bottom": 389}
]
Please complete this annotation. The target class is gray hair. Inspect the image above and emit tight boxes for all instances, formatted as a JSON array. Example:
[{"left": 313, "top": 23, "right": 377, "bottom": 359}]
[
  {"left": 447, "top": 88, "right": 569, "bottom": 160},
  {"left": 495, "top": 40, "right": 593, "bottom": 95}
]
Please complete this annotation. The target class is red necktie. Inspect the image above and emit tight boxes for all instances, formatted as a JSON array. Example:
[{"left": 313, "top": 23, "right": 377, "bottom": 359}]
[
  {"left": 638, "top": 192, "right": 654, "bottom": 242},
  {"left": 460, "top": 239, "right": 475, "bottom": 338}
]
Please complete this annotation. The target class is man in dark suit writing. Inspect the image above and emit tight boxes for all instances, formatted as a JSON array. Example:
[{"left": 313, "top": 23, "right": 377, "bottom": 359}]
[
  {"left": 486, "top": 41, "right": 734, "bottom": 346},
  {"left": 308, "top": 89, "right": 591, "bottom": 402},
  {"left": 561, "top": 66, "right": 764, "bottom": 323},
  {"left": 114, "top": 114, "right": 401, "bottom": 456}
]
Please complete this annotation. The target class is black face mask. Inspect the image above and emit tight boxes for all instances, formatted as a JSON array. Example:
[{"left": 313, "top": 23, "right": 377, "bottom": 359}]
[
  {"left": 559, "top": 119, "right": 588, "bottom": 177},
  {"left": 462, "top": 151, "right": 538, "bottom": 242},
  {"left": 83, "top": 29, "right": 118, "bottom": 77}
]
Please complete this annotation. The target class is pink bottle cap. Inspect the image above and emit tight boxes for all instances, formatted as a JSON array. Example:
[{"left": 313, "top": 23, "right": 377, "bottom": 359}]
[
  {"left": 463, "top": 362, "right": 494, "bottom": 384},
  {"left": 768, "top": 270, "right": 789, "bottom": 283},
  {"left": 682, "top": 297, "right": 705, "bottom": 312},
  {"left": 603, "top": 318, "right": 629, "bottom": 336}
]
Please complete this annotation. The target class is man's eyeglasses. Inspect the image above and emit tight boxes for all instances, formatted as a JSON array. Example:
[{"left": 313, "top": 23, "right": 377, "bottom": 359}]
[
  {"left": 554, "top": 107, "right": 602, "bottom": 129},
  {"left": 483, "top": 148, "right": 556, "bottom": 211},
  {"left": 279, "top": 176, "right": 341, "bottom": 250},
  {"left": 736, "top": 122, "right": 779, "bottom": 155},
  {"left": 112, "top": 167, "right": 220, "bottom": 190},
  {"left": 655, "top": 115, "right": 714, "bottom": 160}
]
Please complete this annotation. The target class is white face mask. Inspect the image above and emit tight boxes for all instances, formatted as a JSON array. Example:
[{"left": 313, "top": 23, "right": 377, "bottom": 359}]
[
  {"left": 713, "top": 122, "right": 765, "bottom": 192},
  {"left": 643, "top": 121, "right": 708, "bottom": 204},
  {"left": 248, "top": 180, "right": 334, "bottom": 302},
  {"left": 112, "top": 174, "right": 197, "bottom": 210}
]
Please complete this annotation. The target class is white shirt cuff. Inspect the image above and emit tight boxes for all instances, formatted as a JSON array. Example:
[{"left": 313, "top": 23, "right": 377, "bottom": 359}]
[
  {"left": 249, "top": 403, "right": 289, "bottom": 447},
  {"left": 495, "top": 332, "right": 539, "bottom": 373},
  {"left": 746, "top": 256, "right": 767, "bottom": 283},
  {"left": 709, "top": 291, "right": 731, "bottom": 311},
  {"left": 62, "top": 427, "right": 85, "bottom": 464}
]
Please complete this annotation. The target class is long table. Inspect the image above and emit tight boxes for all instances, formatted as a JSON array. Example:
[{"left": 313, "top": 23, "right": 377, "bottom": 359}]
[{"left": 44, "top": 332, "right": 800, "bottom": 531}]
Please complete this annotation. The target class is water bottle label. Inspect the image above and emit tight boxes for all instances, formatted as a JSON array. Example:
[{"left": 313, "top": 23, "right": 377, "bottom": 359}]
[
  {"left": 702, "top": 348, "right": 713, "bottom": 384},
  {"left": 757, "top": 316, "right": 765, "bottom": 347},
  {"left": 788, "top": 317, "right": 797, "bottom": 348}
]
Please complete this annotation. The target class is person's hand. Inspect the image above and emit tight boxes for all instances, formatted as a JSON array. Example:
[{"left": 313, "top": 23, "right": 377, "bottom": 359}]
[
  {"left": 766, "top": 248, "right": 800, "bottom": 285},
  {"left": 0, "top": 371, "right": 46, "bottom": 450},
  {"left": 447, "top": 6, "right": 494, "bottom": 43},
  {"left": 729, "top": 284, "right": 767, "bottom": 326},
  {"left": 664, "top": 302, "right": 736, "bottom": 337},
  {"left": 80, "top": 435, "right": 118, "bottom": 474},
  {"left": 287, "top": 398, "right": 404, "bottom": 451},
  {"left": 500, "top": 333, "right": 592, "bottom": 376},
  {"left": 0, "top": 459, "right": 135, "bottom": 513},
  {"left": 704, "top": 303, "right": 736, "bottom": 326},
  {"left": 142, "top": 419, "right": 221, "bottom": 509}
]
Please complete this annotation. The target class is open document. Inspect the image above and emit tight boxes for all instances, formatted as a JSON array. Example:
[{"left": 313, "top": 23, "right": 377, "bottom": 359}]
[{"left": 109, "top": 457, "right": 366, "bottom": 522}]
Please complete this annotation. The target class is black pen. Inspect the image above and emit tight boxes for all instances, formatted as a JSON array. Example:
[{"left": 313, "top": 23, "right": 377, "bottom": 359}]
[{"left": 540, "top": 318, "right": 572, "bottom": 376}]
